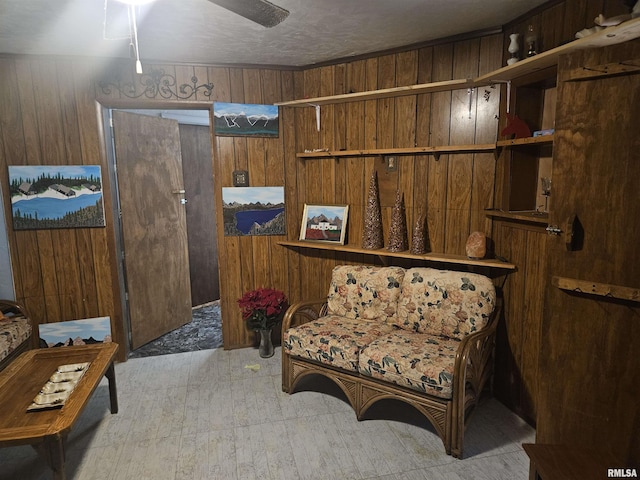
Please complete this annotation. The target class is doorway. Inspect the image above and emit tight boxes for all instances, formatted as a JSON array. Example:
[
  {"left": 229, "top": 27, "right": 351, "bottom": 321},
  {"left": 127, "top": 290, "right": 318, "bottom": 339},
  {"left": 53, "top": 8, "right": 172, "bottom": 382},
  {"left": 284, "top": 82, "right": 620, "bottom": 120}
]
[{"left": 105, "top": 108, "right": 220, "bottom": 355}]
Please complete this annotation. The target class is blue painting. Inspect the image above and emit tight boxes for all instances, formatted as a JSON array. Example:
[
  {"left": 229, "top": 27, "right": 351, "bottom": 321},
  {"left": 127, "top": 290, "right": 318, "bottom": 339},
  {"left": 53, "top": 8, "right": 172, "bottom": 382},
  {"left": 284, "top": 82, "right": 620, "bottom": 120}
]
[
  {"left": 9, "top": 165, "right": 105, "bottom": 230},
  {"left": 222, "top": 186, "right": 285, "bottom": 236},
  {"left": 39, "top": 316, "right": 112, "bottom": 348},
  {"left": 214, "top": 102, "right": 279, "bottom": 137}
]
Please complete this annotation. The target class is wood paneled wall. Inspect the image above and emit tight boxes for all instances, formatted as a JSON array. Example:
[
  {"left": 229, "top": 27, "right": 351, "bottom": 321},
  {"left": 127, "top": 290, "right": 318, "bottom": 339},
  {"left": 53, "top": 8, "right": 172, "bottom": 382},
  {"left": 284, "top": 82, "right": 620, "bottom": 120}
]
[
  {"left": 0, "top": 58, "right": 297, "bottom": 358},
  {"left": 0, "top": 0, "right": 633, "bottom": 426},
  {"left": 283, "top": 35, "right": 505, "bottom": 304}
]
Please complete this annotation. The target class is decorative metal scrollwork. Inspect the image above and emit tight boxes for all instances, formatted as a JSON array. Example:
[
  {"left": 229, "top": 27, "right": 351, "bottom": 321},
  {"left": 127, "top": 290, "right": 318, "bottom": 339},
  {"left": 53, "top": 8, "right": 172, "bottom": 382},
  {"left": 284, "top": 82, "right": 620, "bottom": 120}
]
[{"left": 98, "top": 68, "right": 213, "bottom": 100}]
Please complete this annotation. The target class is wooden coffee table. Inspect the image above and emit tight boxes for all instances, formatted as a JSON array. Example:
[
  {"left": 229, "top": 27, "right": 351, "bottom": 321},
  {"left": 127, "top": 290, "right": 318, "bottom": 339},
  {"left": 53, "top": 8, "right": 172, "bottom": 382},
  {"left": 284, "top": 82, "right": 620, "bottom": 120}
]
[{"left": 0, "top": 343, "right": 119, "bottom": 480}]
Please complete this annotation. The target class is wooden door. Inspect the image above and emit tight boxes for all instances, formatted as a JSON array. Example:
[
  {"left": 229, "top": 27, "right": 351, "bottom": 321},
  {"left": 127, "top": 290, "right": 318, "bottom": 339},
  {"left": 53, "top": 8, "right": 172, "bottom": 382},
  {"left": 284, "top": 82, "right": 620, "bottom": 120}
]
[
  {"left": 179, "top": 124, "right": 219, "bottom": 306},
  {"left": 112, "top": 111, "right": 192, "bottom": 349},
  {"left": 536, "top": 43, "right": 640, "bottom": 463}
]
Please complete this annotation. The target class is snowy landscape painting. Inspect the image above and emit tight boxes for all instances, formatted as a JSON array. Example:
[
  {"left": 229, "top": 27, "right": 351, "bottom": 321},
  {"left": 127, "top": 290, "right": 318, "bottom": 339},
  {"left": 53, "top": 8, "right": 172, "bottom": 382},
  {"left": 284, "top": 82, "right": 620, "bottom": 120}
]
[
  {"left": 9, "top": 165, "right": 105, "bottom": 230},
  {"left": 213, "top": 102, "right": 279, "bottom": 137},
  {"left": 222, "top": 186, "right": 285, "bottom": 236}
]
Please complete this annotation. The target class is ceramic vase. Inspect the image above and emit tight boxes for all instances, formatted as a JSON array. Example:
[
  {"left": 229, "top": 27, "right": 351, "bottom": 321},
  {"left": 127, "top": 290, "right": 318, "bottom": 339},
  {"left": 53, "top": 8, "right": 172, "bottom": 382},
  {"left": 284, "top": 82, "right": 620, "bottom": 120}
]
[{"left": 507, "top": 33, "right": 520, "bottom": 65}]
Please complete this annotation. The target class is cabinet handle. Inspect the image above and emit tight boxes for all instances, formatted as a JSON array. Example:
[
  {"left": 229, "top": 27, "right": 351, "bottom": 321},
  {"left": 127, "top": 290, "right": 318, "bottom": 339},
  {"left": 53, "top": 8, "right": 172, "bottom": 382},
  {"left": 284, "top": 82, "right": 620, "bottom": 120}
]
[{"left": 546, "top": 225, "right": 562, "bottom": 236}]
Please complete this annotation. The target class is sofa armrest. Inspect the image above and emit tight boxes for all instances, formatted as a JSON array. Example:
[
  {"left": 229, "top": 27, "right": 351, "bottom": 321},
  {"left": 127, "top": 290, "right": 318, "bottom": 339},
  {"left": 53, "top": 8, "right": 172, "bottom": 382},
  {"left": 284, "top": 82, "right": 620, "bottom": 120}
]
[
  {"left": 281, "top": 299, "right": 328, "bottom": 334},
  {"left": 0, "top": 300, "right": 30, "bottom": 319},
  {"left": 452, "top": 297, "right": 502, "bottom": 412}
]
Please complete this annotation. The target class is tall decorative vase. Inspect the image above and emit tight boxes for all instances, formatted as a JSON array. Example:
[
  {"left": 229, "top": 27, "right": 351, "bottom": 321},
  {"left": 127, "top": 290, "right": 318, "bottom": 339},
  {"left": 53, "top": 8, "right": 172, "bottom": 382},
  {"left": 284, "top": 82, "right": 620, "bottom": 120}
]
[
  {"left": 362, "top": 171, "right": 384, "bottom": 249},
  {"left": 409, "top": 210, "right": 430, "bottom": 255},
  {"left": 387, "top": 190, "right": 408, "bottom": 252},
  {"left": 258, "top": 328, "right": 274, "bottom": 358},
  {"left": 507, "top": 33, "right": 520, "bottom": 65}
]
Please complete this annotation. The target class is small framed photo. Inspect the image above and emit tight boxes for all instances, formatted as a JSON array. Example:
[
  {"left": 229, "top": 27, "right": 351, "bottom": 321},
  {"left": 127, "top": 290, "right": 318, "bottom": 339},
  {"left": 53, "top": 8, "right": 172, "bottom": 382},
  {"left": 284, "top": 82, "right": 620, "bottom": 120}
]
[{"left": 299, "top": 204, "right": 349, "bottom": 245}]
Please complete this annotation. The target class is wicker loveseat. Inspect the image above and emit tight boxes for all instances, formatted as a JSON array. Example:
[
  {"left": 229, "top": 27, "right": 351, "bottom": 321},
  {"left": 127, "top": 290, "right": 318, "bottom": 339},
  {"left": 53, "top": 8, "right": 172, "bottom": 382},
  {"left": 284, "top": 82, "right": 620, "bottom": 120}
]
[
  {"left": 282, "top": 265, "right": 501, "bottom": 458},
  {"left": 0, "top": 300, "right": 33, "bottom": 372}
]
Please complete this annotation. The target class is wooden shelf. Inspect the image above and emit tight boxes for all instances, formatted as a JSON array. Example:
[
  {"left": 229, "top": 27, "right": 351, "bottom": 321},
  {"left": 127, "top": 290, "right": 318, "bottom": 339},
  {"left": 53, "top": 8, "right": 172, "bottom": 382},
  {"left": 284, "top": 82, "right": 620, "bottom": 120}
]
[
  {"left": 298, "top": 143, "right": 496, "bottom": 159},
  {"left": 276, "top": 17, "right": 640, "bottom": 108},
  {"left": 485, "top": 209, "right": 549, "bottom": 224},
  {"left": 278, "top": 240, "right": 516, "bottom": 270},
  {"left": 276, "top": 79, "right": 475, "bottom": 107},
  {"left": 497, "top": 135, "right": 554, "bottom": 147},
  {"left": 476, "top": 17, "right": 640, "bottom": 84}
]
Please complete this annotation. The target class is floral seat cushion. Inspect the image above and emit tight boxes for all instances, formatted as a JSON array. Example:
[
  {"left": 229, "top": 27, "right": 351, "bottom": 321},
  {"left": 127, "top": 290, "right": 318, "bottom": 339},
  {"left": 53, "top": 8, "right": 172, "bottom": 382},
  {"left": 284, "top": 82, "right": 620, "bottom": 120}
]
[
  {"left": 327, "top": 265, "right": 405, "bottom": 323},
  {"left": 283, "top": 315, "right": 395, "bottom": 372},
  {"left": 358, "top": 330, "right": 461, "bottom": 399},
  {"left": 0, "top": 316, "right": 31, "bottom": 362},
  {"left": 394, "top": 268, "right": 496, "bottom": 340}
]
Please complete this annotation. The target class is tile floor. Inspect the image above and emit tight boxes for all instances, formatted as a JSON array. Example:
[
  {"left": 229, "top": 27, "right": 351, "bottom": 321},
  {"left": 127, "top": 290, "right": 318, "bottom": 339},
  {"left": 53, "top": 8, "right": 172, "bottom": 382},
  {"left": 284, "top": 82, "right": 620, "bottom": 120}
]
[{"left": 0, "top": 347, "right": 535, "bottom": 480}]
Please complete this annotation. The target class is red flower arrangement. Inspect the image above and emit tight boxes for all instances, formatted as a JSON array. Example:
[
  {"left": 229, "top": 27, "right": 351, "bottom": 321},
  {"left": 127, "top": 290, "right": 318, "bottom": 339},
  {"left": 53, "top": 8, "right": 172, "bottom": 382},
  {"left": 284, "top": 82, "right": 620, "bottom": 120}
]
[{"left": 237, "top": 288, "right": 288, "bottom": 331}]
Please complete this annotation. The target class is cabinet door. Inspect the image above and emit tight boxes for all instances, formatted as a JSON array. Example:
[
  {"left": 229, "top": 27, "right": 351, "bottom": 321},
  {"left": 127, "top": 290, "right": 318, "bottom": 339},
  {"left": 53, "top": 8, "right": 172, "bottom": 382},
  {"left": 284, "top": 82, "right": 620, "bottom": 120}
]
[{"left": 536, "top": 42, "right": 640, "bottom": 463}]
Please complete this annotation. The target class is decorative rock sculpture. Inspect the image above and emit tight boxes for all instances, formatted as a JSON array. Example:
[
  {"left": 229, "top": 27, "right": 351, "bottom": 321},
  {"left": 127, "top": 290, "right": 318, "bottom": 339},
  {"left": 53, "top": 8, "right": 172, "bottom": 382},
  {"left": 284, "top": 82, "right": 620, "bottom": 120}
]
[
  {"left": 362, "top": 171, "right": 384, "bottom": 249},
  {"left": 387, "top": 190, "right": 408, "bottom": 252},
  {"left": 465, "top": 231, "right": 487, "bottom": 259}
]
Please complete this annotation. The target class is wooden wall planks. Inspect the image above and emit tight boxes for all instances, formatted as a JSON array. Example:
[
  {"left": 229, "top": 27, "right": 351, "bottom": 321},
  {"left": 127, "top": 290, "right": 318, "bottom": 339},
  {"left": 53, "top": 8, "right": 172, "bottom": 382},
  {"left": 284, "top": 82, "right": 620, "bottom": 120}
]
[{"left": 0, "top": 0, "right": 630, "bottom": 429}]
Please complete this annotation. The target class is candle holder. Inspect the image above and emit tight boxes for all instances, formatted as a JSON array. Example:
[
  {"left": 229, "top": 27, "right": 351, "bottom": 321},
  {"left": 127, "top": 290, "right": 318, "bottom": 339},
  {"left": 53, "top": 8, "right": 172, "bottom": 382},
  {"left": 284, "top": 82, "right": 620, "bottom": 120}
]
[
  {"left": 540, "top": 177, "right": 551, "bottom": 212},
  {"left": 525, "top": 25, "right": 538, "bottom": 57}
]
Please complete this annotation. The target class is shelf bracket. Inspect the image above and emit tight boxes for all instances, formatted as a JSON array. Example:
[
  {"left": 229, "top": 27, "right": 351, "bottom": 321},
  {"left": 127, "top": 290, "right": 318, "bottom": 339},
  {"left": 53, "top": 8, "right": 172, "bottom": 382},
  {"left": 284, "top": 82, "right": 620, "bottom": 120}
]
[
  {"left": 467, "top": 88, "right": 474, "bottom": 119},
  {"left": 314, "top": 104, "right": 321, "bottom": 131}
]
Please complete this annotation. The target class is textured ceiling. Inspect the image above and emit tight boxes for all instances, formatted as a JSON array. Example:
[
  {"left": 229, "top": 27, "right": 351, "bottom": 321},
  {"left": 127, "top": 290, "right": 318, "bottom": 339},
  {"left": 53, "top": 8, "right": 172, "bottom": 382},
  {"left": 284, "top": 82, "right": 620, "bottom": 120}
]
[{"left": 0, "top": 0, "right": 549, "bottom": 67}]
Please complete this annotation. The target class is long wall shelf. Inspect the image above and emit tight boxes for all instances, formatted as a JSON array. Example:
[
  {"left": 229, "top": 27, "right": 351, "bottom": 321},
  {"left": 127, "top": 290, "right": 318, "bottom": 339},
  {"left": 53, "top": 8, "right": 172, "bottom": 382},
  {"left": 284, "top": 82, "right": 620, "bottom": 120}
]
[
  {"left": 276, "top": 17, "right": 640, "bottom": 108},
  {"left": 278, "top": 240, "right": 516, "bottom": 270},
  {"left": 298, "top": 143, "right": 496, "bottom": 159}
]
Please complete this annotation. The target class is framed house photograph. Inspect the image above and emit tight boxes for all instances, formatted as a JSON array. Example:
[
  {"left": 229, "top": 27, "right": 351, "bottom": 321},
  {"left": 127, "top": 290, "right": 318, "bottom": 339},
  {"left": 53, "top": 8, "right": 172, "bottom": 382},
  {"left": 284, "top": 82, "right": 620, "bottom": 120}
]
[{"left": 299, "top": 204, "right": 348, "bottom": 245}]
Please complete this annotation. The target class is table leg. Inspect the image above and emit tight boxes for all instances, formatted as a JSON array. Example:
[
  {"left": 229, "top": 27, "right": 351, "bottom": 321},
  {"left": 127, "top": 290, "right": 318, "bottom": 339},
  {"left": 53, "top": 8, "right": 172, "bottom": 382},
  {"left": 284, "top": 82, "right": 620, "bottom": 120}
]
[
  {"left": 105, "top": 361, "right": 118, "bottom": 414},
  {"left": 33, "top": 434, "right": 67, "bottom": 480}
]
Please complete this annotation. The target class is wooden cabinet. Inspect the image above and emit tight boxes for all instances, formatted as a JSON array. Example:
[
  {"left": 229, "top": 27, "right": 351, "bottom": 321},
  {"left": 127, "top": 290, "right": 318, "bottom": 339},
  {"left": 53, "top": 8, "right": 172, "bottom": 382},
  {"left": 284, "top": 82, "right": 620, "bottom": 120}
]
[{"left": 498, "top": 68, "right": 556, "bottom": 213}]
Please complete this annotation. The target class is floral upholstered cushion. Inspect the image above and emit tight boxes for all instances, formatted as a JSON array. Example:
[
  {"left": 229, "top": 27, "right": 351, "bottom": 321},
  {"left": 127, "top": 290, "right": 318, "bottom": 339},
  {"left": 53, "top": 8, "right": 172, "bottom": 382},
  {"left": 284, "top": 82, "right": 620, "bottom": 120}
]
[
  {"left": 0, "top": 316, "right": 31, "bottom": 362},
  {"left": 394, "top": 268, "right": 496, "bottom": 340},
  {"left": 283, "top": 314, "right": 395, "bottom": 372},
  {"left": 358, "top": 330, "right": 461, "bottom": 399},
  {"left": 326, "top": 265, "right": 405, "bottom": 323}
]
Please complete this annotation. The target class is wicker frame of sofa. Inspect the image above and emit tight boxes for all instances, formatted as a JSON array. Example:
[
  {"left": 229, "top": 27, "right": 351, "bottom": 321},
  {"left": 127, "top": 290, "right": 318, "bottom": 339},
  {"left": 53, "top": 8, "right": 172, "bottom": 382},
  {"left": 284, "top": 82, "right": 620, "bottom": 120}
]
[
  {"left": 0, "top": 299, "right": 34, "bottom": 372},
  {"left": 281, "top": 296, "right": 501, "bottom": 459}
]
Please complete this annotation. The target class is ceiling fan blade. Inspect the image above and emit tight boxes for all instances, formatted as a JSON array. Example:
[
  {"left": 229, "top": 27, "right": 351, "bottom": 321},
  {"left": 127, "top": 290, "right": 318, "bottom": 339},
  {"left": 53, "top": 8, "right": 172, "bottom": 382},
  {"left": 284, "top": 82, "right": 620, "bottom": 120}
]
[{"left": 207, "top": 0, "right": 289, "bottom": 28}]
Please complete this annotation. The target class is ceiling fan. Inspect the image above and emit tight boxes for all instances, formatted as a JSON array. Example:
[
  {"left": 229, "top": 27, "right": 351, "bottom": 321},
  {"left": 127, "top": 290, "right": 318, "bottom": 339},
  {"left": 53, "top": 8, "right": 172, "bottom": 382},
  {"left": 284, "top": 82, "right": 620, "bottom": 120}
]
[{"left": 206, "top": 0, "right": 290, "bottom": 28}]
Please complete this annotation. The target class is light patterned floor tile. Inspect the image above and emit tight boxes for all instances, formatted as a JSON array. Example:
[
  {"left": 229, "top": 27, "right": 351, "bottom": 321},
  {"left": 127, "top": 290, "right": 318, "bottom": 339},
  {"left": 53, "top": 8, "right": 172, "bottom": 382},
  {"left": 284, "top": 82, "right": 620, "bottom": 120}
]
[{"left": 0, "top": 346, "right": 536, "bottom": 480}]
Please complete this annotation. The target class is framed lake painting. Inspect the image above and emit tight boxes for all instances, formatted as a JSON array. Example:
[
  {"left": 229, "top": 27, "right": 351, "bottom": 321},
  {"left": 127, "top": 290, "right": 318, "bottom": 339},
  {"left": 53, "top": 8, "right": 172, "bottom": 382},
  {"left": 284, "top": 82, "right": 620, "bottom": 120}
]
[
  {"left": 9, "top": 165, "right": 105, "bottom": 230},
  {"left": 299, "top": 204, "right": 348, "bottom": 244},
  {"left": 222, "top": 186, "right": 285, "bottom": 236},
  {"left": 213, "top": 102, "right": 279, "bottom": 137}
]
